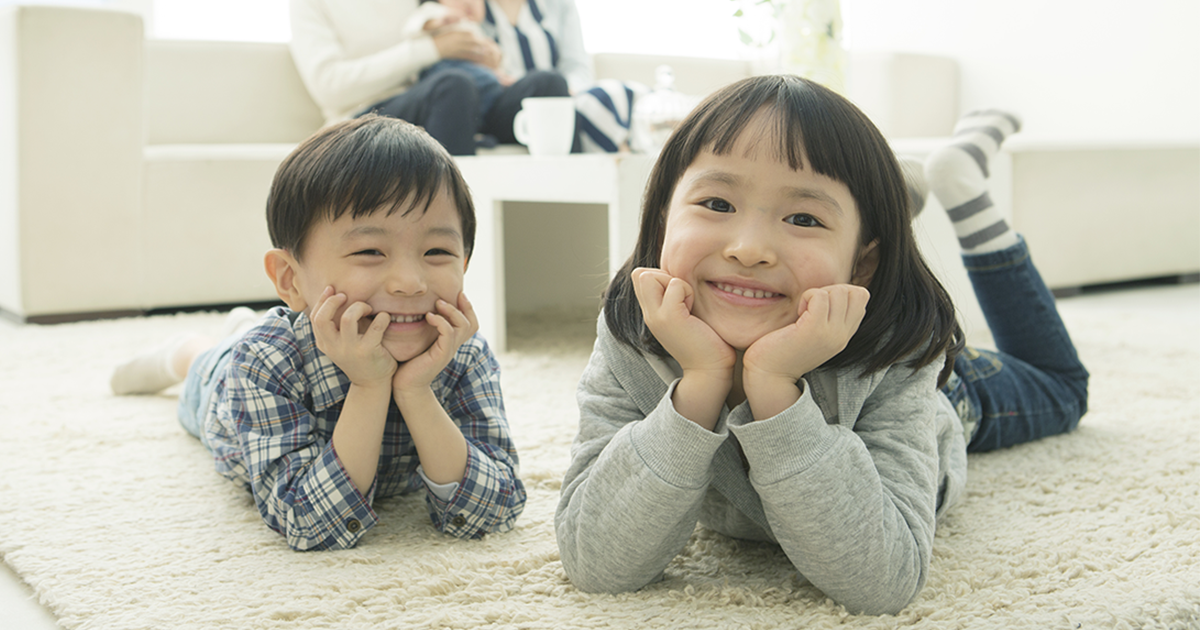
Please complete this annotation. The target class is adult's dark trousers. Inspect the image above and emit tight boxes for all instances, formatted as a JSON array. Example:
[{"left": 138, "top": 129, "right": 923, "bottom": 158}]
[{"left": 364, "top": 68, "right": 572, "bottom": 155}]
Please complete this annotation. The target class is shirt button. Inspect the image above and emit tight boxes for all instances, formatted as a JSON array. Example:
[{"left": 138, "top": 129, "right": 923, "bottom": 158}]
[
  {"left": 450, "top": 515, "right": 467, "bottom": 527},
  {"left": 347, "top": 518, "right": 362, "bottom": 533}
]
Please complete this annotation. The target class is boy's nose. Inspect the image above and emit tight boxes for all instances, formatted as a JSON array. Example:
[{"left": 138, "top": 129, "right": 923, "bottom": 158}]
[{"left": 386, "top": 263, "right": 426, "bottom": 295}]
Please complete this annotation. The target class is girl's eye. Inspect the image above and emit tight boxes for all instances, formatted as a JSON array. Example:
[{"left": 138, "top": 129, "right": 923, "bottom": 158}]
[
  {"left": 353, "top": 249, "right": 384, "bottom": 256},
  {"left": 785, "top": 214, "right": 822, "bottom": 228},
  {"left": 702, "top": 198, "right": 735, "bottom": 213}
]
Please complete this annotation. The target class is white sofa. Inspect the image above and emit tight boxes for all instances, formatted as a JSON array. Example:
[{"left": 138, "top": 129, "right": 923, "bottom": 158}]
[{"left": 4, "top": 5, "right": 1196, "bottom": 347}]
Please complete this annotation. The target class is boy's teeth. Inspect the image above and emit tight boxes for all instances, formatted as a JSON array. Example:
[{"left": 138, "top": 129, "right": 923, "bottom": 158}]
[
  {"left": 391, "top": 314, "right": 425, "bottom": 323},
  {"left": 715, "top": 283, "right": 778, "bottom": 299}
]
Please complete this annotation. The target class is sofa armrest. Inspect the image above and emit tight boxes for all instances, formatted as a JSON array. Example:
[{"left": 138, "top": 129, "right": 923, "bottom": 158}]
[{"left": 0, "top": 5, "right": 145, "bottom": 318}]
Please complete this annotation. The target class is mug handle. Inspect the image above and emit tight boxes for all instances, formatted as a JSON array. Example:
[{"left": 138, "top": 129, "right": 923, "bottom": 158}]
[{"left": 513, "top": 109, "right": 531, "bottom": 147}]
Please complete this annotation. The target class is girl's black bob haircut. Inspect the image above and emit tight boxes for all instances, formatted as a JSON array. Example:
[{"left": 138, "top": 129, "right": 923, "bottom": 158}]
[
  {"left": 266, "top": 114, "right": 476, "bottom": 262},
  {"left": 605, "top": 74, "right": 962, "bottom": 383}
]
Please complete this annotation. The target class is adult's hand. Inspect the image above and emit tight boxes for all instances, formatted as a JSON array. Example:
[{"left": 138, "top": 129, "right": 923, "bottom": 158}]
[{"left": 433, "top": 30, "right": 492, "bottom": 63}]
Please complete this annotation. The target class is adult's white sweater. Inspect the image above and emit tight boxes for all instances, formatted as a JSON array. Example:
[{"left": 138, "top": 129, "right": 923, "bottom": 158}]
[{"left": 289, "top": 0, "right": 440, "bottom": 123}]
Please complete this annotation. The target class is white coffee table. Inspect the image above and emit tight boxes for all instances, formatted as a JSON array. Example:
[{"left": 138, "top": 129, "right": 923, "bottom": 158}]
[{"left": 455, "top": 153, "right": 656, "bottom": 352}]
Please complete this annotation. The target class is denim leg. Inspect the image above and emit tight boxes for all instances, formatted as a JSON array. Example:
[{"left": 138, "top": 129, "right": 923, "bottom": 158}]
[
  {"left": 948, "top": 236, "right": 1090, "bottom": 452},
  {"left": 176, "top": 332, "right": 240, "bottom": 451},
  {"left": 365, "top": 69, "right": 481, "bottom": 155}
]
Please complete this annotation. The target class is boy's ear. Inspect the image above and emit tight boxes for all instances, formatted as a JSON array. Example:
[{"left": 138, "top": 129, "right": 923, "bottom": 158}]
[
  {"left": 851, "top": 239, "right": 879, "bottom": 287},
  {"left": 264, "top": 249, "right": 309, "bottom": 312}
]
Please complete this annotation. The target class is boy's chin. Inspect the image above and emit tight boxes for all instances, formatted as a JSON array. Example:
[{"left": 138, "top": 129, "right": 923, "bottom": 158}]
[{"left": 382, "top": 337, "right": 438, "bottom": 363}]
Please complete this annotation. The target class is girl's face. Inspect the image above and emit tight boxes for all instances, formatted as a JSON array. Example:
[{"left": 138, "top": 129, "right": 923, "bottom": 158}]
[{"left": 659, "top": 119, "right": 876, "bottom": 350}]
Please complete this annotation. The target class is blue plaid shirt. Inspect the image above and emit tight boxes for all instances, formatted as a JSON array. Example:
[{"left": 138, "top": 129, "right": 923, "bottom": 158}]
[{"left": 203, "top": 307, "right": 525, "bottom": 550}]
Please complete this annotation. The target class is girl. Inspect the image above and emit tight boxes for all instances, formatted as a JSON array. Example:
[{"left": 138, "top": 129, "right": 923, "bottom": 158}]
[{"left": 554, "top": 75, "right": 1088, "bottom": 614}]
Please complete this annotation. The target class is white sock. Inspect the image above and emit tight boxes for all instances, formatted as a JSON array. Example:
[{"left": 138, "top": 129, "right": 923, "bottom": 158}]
[
  {"left": 110, "top": 334, "right": 194, "bottom": 395},
  {"left": 925, "top": 109, "right": 1022, "bottom": 253},
  {"left": 219, "top": 306, "right": 259, "bottom": 339}
]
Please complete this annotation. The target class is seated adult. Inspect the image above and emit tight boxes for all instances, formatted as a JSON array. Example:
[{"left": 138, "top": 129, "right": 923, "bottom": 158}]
[
  {"left": 481, "top": 0, "right": 646, "bottom": 152},
  {"left": 289, "top": 0, "right": 571, "bottom": 155}
]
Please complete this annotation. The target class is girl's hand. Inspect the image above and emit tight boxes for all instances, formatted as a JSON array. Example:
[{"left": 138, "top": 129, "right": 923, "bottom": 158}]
[
  {"left": 632, "top": 268, "right": 736, "bottom": 375},
  {"left": 742, "top": 285, "right": 869, "bottom": 419},
  {"left": 311, "top": 286, "right": 396, "bottom": 389},
  {"left": 392, "top": 292, "right": 479, "bottom": 403},
  {"left": 633, "top": 268, "right": 735, "bottom": 430}
]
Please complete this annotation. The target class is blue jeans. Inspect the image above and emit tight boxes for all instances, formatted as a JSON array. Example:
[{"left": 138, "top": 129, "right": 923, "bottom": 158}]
[
  {"left": 420, "top": 60, "right": 504, "bottom": 118},
  {"left": 941, "top": 237, "right": 1089, "bottom": 452},
  {"left": 176, "top": 331, "right": 241, "bottom": 450}
]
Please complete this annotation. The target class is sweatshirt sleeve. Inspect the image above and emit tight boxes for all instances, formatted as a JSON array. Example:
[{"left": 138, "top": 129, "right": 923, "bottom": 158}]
[
  {"left": 727, "top": 360, "right": 944, "bottom": 615},
  {"left": 555, "top": 332, "right": 726, "bottom": 593},
  {"left": 289, "top": 0, "right": 440, "bottom": 120}
]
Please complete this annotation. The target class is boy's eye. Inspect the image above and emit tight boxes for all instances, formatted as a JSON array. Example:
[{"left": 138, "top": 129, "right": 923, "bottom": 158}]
[
  {"left": 425, "top": 248, "right": 455, "bottom": 257},
  {"left": 785, "top": 214, "right": 822, "bottom": 228},
  {"left": 353, "top": 249, "right": 384, "bottom": 256},
  {"left": 702, "top": 198, "right": 734, "bottom": 213}
]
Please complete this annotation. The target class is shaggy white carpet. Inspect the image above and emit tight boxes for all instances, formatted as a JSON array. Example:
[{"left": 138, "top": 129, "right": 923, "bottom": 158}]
[{"left": 1, "top": 285, "right": 1197, "bottom": 630}]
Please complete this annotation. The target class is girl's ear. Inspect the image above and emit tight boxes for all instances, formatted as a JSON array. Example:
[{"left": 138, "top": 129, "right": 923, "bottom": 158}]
[
  {"left": 263, "top": 249, "right": 309, "bottom": 312},
  {"left": 851, "top": 239, "right": 880, "bottom": 287}
]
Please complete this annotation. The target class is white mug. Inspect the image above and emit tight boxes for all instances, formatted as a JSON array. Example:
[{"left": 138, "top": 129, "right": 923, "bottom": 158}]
[{"left": 512, "top": 97, "right": 576, "bottom": 156}]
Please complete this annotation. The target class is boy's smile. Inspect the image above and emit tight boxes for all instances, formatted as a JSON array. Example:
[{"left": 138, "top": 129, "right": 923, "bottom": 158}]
[
  {"left": 286, "top": 190, "right": 468, "bottom": 363},
  {"left": 658, "top": 117, "right": 875, "bottom": 351}
]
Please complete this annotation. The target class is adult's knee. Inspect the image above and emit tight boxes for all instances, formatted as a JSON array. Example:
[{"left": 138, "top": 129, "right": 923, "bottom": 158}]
[
  {"left": 426, "top": 69, "right": 481, "bottom": 106},
  {"left": 522, "top": 70, "right": 570, "bottom": 97}
]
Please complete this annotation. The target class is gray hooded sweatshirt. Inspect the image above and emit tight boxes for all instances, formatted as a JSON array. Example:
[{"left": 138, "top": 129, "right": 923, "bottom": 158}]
[{"left": 555, "top": 316, "right": 967, "bottom": 615}]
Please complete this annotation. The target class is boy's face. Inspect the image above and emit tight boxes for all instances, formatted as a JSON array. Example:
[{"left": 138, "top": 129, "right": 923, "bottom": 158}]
[
  {"left": 287, "top": 190, "right": 467, "bottom": 363},
  {"left": 441, "top": 0, "right": 486, "bottom": 23},
  {"left": 657, "top": 116, "right": 873, "bottom": 351}
]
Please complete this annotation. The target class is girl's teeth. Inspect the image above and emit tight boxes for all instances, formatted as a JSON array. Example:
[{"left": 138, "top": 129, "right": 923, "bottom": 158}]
[
  {"left": 715, "top": 283, "right": 778, "bottom": 299},
  {"left": 391, "top": 314, "right": 425, "bottom": 323}
]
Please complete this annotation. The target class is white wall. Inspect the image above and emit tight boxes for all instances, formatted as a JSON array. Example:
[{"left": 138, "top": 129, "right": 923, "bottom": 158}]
[{"left": 841, "top": 0, "right": 1200, "bottom": 143}]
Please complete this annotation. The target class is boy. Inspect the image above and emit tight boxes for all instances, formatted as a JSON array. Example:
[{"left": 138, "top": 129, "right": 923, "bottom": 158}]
[{"left": 111, "top": 116, "right": 525, "bottom": 550}]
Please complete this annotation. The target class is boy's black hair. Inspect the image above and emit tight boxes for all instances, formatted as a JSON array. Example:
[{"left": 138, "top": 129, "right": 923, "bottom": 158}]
[
  {"left": 605, "top": 74, "right": 962, "bottom": 385},
  {"left": 266, "top": 115, "right": 476, "bottom": 262}
]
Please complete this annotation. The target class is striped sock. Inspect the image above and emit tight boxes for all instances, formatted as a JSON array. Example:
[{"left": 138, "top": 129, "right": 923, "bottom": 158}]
[{"left": 925, "top": 110, "right": 1022, "bottom": 253}]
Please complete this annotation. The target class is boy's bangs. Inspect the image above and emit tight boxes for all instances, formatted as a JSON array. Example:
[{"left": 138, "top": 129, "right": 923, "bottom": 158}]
[{"left": 320, "top": 126, "right": 450, "bottom": 223}]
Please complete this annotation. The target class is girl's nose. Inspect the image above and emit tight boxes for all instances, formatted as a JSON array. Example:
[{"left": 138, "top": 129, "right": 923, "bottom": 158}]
[{"left": 724, "top": 222, "right": 777, "bottom": 267}]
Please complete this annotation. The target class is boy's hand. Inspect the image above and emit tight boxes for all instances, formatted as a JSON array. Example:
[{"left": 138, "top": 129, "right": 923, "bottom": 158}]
[
  {"left": 742, "top": 284, "right": 869, "bottom": 419},
  {"left": 392, "top": 292, "right": 479, "bottom": 403},
  {"left": 311, "top": 286, "right": 396, "bottom": 389}
]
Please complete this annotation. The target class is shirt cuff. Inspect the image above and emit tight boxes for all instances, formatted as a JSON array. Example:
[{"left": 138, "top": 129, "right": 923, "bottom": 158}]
[
  {"left": 417, "top": 464, "right": 461, "bottom": 503},
  {"left": 728, "top": 377, "right": 839, "bottom": 485},
  {"left": 627, "top": 377, "right": 728, "bottom": 489}
]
